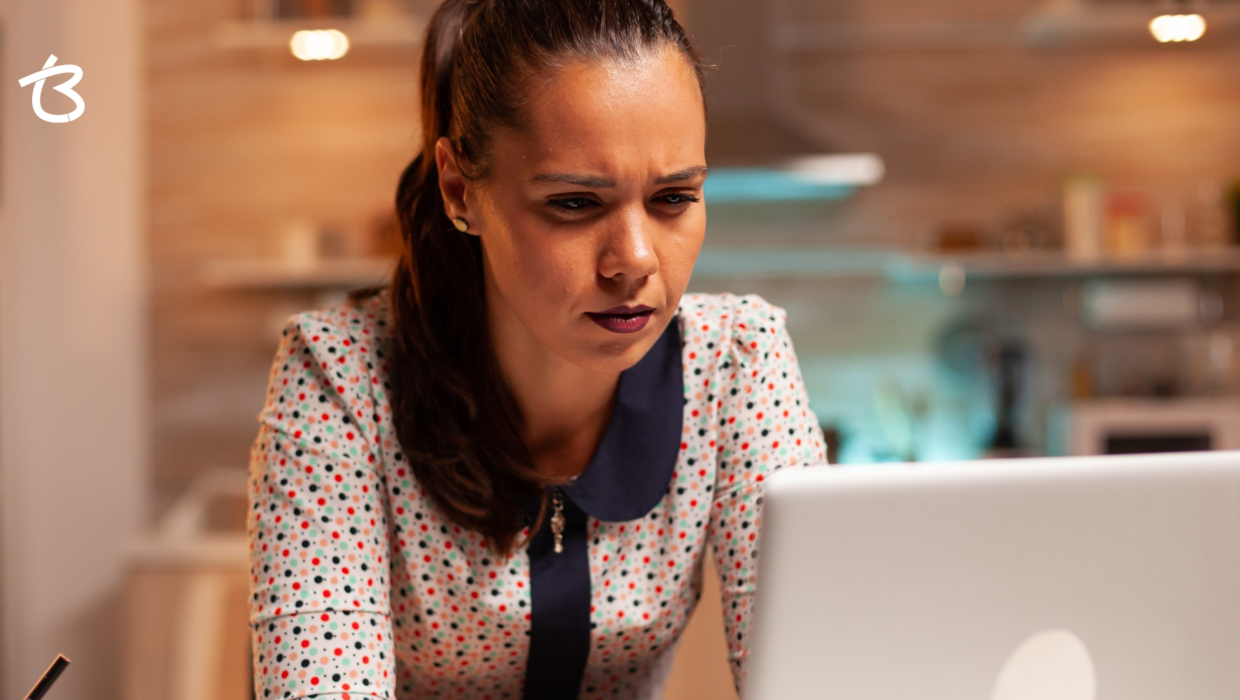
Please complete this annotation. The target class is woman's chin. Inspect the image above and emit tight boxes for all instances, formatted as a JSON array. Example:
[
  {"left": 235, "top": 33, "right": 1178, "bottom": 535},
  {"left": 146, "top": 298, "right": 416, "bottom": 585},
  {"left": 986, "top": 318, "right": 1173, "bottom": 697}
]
[{"left": 566, "top": 315, "right": 665, "bottom": 373}]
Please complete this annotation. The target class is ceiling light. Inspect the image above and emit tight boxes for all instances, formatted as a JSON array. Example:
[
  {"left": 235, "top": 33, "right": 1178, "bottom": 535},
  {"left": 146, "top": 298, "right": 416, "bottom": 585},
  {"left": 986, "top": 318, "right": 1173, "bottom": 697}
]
[
  {"left": 1149, "top": 14, "right": 1206, "bottom": 43},
  {"left": 290, "top": 29, "right": 350, "bottom": 61}
]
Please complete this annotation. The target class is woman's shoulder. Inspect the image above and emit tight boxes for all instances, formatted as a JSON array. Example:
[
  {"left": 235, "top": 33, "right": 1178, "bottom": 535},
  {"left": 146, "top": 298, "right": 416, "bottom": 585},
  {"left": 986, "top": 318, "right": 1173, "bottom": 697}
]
[
  {"left": 276, "top": 288, "right": 395, "bottom": 362},
  {"left": 676, "top": 291, "right": 789, "bottom": 342}
]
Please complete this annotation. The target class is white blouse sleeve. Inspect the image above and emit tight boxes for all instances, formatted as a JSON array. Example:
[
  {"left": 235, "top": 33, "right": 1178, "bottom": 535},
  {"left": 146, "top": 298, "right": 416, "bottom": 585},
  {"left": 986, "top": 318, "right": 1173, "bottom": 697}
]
[
  {"left": 247, "top": 311, "right": 397, "bottom": 699},
  {"left": 707, "top": 295, "right": 828, "bottom": 695}
]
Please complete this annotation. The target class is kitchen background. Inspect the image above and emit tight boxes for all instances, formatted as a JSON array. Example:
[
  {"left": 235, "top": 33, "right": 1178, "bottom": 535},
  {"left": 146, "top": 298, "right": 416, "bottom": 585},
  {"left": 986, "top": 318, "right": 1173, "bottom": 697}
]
[
  {"left": 5, "top": 0, "right": 1240, "bottom": 697},
  {"left": 153, "top": 0, "right": 1240, "bottom": 501}
]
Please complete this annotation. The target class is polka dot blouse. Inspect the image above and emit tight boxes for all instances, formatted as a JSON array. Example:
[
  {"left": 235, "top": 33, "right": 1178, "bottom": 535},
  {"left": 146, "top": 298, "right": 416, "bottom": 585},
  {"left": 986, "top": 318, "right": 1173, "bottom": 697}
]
[{"left": 247, "top": 290, "right": 829, "bottom": 700}]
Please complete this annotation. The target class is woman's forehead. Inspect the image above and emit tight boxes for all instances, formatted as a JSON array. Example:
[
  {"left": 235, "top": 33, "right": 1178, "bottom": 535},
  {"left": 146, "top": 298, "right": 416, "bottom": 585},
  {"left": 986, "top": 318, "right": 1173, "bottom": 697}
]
[{"left": 493, "top": 48, "right": 705, "bottom": 180}]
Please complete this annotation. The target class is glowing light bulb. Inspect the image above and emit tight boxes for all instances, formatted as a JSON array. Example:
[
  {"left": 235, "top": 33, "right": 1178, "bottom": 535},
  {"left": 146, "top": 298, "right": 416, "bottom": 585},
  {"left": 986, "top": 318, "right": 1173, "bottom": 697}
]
[
  {"left": 1149, "top": 14, "right": 1207, "bottom": 43},
  {"left": 290, "top": 29, "right": 350, "bottom": 61}
]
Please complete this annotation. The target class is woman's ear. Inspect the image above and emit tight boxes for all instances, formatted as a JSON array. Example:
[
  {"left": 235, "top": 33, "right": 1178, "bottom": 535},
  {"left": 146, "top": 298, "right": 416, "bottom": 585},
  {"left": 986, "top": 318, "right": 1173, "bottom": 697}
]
[{"left": 434, "top": 136, "right": 479, "bottom": 236}]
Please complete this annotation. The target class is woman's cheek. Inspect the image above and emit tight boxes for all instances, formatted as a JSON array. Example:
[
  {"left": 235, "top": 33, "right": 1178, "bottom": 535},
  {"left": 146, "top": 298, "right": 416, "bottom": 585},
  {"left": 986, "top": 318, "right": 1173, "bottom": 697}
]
[
  {"left": 661, "top": 234, "right": 703, "bottom": 289},
  {"left": 545, "top": 238, "right": 601, "bottom": 292},
  {"left": 514, "top": 244, "right": 582, "bottom": 309}
]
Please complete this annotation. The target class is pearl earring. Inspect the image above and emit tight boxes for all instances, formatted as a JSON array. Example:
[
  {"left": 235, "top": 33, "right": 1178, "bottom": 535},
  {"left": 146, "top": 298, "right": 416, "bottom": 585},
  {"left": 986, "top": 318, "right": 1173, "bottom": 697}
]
[{"left": 452, "top": 217, "right": 469, "bottom": 233}]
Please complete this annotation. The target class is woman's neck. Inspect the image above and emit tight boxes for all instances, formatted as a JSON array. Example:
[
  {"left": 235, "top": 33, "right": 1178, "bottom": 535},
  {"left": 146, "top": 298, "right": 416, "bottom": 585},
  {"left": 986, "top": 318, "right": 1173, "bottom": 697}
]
[
  {"left": 510, "top": 360, "right": 619, "bottom": 481},
  {"left": 488, "top": 299, "right": 620, "bottom": 482}
]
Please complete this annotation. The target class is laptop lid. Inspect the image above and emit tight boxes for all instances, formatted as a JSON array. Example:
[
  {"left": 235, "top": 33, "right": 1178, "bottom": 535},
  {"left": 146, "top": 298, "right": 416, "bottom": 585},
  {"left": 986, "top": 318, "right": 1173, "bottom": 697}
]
[{"left": 745, "top": 452, "right": 1240, "bottom": 700}]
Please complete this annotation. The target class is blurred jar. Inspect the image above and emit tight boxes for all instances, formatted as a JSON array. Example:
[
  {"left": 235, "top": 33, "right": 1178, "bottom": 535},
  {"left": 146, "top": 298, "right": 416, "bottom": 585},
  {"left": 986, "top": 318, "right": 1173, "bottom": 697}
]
[
  {"left": 1105, "top": 191, "right": 1151, "bottom": 258},
  {"left": 1181, "top": 326, "right": 1240, "bottom": 396},
  {"left": 1195, "top": 181, "right": 1233, "bottom": 250},
  {"left": 1157, "top": 196, "right": 1188, "bottom": 255},
  {"left": 1064, "top": 175, "right": 1105, "bottom": 261},
  {"left": 280, "top": 219, "right": 320, "bottom": 269}
]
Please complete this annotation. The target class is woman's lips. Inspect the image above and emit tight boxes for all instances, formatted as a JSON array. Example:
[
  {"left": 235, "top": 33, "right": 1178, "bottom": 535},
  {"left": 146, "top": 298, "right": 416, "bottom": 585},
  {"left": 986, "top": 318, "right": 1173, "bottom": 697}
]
[{"left": 585, "top": 306, "right": 655, "bottom": 334}]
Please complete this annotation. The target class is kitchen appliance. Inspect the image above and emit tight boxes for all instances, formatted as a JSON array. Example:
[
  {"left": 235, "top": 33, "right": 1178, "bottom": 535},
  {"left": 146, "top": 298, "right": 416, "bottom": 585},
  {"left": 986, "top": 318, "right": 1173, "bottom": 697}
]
[
  {"left": 1047, "top": 397, "right": 1240, "bottom": 455},
  {"left": 123, "top": 469, "right": 252, "bottom": 700}
]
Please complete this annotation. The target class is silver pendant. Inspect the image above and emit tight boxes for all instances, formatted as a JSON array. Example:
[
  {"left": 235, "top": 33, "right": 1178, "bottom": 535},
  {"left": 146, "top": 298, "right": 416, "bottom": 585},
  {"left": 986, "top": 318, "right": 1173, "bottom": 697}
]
[{"left": 551, "top": 489, "right": 565, "bottom": 554}]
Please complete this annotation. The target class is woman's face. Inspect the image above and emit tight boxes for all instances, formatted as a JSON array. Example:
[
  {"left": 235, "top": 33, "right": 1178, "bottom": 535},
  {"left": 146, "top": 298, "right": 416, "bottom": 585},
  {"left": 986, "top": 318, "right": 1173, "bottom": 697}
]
[{"left": 437, "top": 45, "right": 707, "bottom": 376}]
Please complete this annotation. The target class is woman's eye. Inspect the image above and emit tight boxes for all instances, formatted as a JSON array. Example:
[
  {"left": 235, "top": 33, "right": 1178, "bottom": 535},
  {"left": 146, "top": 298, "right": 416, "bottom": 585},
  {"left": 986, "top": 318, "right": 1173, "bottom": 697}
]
[
  {"left": 547, "top": 193, "right": 700, "bottom": 214},
  {"left": 660, "top": 193, "right": 700, "bottom": 207},
  {"left": 548, "top": 197, "right": 596, "bottom": 212}
]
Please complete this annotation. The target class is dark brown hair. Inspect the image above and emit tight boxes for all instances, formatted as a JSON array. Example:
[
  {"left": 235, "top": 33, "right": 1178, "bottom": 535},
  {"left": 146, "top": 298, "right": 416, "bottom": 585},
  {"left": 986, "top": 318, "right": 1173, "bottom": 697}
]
[{"left": 386, "top": 0, "right": 708, "bottom": 555}]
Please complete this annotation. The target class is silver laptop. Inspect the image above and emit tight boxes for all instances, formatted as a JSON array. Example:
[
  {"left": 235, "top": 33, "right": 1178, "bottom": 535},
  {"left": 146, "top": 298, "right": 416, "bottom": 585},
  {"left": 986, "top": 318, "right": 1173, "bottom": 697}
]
[{"left": 745, "top": 451, "right": 1240, "bottom": 700}]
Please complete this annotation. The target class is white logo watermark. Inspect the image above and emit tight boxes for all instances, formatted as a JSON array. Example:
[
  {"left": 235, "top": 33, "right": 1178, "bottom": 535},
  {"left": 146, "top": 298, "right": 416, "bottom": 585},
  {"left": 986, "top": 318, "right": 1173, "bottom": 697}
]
[{"left": 18, "top": 55, "right": 85, "bottom": 123}]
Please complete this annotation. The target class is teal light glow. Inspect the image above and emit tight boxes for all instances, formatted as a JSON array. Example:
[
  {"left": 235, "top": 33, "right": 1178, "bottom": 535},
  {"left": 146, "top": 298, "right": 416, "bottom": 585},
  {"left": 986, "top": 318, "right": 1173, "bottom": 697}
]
[{"left": 703, "top": 168, "right": 857, "bottom": 202}]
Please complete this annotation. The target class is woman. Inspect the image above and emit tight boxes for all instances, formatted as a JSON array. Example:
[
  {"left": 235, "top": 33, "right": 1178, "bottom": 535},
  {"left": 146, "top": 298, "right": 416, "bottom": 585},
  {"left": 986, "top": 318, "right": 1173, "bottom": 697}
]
[{"left": 246, "top": 0, "right": 827, "bottom": 698}]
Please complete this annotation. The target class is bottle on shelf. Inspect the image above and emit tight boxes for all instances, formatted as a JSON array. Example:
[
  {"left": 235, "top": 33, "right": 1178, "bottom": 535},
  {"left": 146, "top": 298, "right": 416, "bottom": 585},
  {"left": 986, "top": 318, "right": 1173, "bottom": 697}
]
[
  {"left": 1063, "top": 174, "right": 1105, "bottom": 262},
  {"left": 1156, "top": 195, "right": 1188, "bottom": 256},
  {"left": 1195, "top": 181, "right": 1233, "bottom": 250},
  {"left": 1104, "top": 190, "right": 1151, "bottom": 258}
]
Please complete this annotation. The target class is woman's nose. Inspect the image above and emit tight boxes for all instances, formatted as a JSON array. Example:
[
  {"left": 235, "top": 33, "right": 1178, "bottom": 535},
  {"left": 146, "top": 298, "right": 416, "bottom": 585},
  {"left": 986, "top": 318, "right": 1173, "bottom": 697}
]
[{"left": 597, "top": 208, "right": 659, "bottom": 281}]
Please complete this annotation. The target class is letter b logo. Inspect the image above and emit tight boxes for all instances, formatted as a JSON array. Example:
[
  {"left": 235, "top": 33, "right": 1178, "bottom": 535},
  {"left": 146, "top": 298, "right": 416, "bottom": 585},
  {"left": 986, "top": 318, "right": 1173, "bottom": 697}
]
[{"left": 18, "top": 55, "right": 85, "bottom": 123}]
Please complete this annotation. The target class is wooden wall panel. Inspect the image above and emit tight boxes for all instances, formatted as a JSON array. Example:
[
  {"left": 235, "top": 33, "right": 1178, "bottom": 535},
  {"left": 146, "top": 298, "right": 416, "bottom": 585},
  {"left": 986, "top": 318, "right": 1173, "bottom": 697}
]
[{"left": 146, "top": 1, "right": 422, "bottom": 506}]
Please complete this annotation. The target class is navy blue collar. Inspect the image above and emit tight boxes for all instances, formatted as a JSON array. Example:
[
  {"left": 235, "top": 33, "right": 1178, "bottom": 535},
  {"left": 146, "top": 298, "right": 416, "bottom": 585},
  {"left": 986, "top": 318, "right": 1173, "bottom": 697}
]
[
  {"left": 519, "top": 316, "right": 684, "bottom": 699},
  {"left": 521, "top": 314, "right": 686, "bottom": 524},
  {"left": 561, "top": 314, "right": 686, "bottom": 522}
]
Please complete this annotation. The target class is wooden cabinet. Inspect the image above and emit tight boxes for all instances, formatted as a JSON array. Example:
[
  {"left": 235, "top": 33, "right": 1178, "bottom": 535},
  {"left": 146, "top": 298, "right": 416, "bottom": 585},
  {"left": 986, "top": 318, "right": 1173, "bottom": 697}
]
[
  {"left": 123, "top": 568, "right": 253, "bottom": 700},
  {"left": 663, "top": 552, "right": 741, "bottom": 700}
]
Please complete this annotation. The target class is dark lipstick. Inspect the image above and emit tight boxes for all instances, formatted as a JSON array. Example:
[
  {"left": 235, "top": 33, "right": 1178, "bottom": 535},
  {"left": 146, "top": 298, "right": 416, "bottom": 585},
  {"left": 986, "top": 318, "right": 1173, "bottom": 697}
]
[{"left": 585, "top": 305, "right": 654, "bottom": 334}]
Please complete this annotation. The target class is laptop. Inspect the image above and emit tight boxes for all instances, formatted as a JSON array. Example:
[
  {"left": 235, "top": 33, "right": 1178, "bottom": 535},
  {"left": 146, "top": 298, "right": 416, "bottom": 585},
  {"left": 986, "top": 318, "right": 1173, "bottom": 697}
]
[{"left": 745, "top": 451, "right": 1240, "bottom": 700}]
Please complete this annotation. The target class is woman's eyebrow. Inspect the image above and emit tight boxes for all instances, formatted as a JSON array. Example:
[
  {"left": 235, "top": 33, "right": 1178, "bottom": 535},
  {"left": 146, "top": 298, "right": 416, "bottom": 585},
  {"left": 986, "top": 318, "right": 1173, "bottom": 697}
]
[
  {"left": 530, "top": 173, "right": 616, "bottom": 188},
  {"left": 529, "top": 165, "right": 709, "bottom": 188},
  {"left": 654, "top": 165, "right": 708, "bottom": 184}
]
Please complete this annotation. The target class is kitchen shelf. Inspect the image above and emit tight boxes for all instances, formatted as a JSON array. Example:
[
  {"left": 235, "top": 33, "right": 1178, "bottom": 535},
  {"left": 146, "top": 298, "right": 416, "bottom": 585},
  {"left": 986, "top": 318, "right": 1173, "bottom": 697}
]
[
  {"left": 692, "top": 247, "right": 1240, "bottom": 281},
  {"left": 692, "top": 248, "right": 894, "bottom": 279},
  {"left": 198, "top": 248, "right": 1240, "bottom": 291},
  {"left": 200, "top": 257, "right": 395, "bottom": 290},
  {"left": 900, "top": 249, "right": 1240, "bottom": 280}
]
